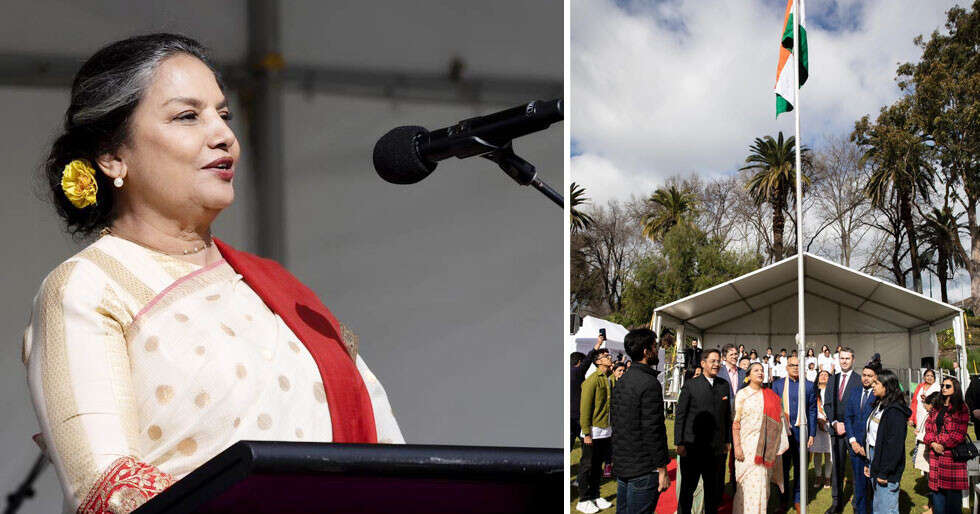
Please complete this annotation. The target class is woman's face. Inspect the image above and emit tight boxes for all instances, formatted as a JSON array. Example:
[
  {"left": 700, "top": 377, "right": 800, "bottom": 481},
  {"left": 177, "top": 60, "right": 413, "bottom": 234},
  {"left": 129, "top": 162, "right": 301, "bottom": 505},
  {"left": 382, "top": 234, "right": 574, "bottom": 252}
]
[
  {"left": 818, "top": 372, "right": 829, "bottom": 386},
  {"left": 872, "top": 378, "right": 885, "bottom": 398},
  {"left": 749, "top": 364, "right": 764, "bottom": 385},
  {"left": 925, "top": 371, "right": 935, "bottom": 384},
  {"left": 106, "top": 54, "right": 240, "bottom": 223},
  {"left": 942, "top": 380, "right": 955, "bottom": 397}
]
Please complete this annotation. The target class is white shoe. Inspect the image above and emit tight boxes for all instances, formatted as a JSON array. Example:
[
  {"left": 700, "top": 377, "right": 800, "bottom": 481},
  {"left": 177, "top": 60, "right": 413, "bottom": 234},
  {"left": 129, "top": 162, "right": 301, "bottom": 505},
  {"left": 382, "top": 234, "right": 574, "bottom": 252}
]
[
  {"left": 594, "top": 497, "right": 612, "bottom": 510},
  {"left": 576, "top": 500, "right": 600, "bottom": 513}
]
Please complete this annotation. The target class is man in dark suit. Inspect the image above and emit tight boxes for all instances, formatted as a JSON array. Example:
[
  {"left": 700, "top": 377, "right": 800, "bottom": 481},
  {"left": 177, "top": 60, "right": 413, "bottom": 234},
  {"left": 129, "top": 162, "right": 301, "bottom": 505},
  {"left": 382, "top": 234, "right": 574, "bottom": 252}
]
[
  {"left": 675, "top": 348, "right": 731, "bottom": 514},
  {"left": 772, "top": 355, "right": 817, "bottom": 513},
  {"left": 843, "top": 359, "right": 880, "bottom": 514},
  {"left": 611, "top": 329, "right": 670, "bottom": 514},
  {"left": 719, "top": 343, "right": 746, "bottom": 494},
  {"left": 824, "top": 347, "right": 860, "bottom": 514},
  {"left": 682, "top": 339, "right": 703, "bottom": 375}
]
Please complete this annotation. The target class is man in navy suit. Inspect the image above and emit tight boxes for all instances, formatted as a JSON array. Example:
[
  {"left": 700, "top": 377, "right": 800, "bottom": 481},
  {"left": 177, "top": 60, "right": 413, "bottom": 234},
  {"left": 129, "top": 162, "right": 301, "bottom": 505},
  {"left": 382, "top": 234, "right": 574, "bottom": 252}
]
[
  {"left": 824, "top": 347, "right": 860, "bottom": 514},
  {"left": 772, "top": 355, "right": 817, "bottom": 513},
  {"left": 719, "top": 344, "right": 746, "bottom": 493},
  {"left": 843, "top": 359, "right": 881, "bottom": 514}
]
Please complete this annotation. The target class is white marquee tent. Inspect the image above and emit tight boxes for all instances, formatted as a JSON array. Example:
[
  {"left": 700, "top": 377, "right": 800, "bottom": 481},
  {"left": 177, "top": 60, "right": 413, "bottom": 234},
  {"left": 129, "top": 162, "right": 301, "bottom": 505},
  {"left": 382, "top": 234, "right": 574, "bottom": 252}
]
[{"left": 652, "top": 253, "right": 968, "bottom": 396}]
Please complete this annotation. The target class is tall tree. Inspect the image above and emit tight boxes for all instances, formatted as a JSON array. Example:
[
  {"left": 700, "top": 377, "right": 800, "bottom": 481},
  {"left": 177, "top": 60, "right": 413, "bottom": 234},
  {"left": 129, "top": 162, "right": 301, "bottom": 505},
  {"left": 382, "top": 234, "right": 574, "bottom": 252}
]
[
  {"left": 852, "top": 96, "right": 934, "bottom": 293},
  {"left": 807, "top": 136, "right": 875, "bottom": 266},
  {"left": 570, "top": 182, "right": 595, "bottom": 233},
  {"left": 741, "top": 132, "right": 811, "bottom": 262},
  {"left": 920, "top": 206, "right": 967, "bottom": 302},
  {"left": 897, "top": 2, "right": 980, "bottom": 308},
  {"left": 577, "top": 201, "right": 646, "bottom": 315},
  {"left": 641, "top": 185, "right": 697, "bottom": 242}
]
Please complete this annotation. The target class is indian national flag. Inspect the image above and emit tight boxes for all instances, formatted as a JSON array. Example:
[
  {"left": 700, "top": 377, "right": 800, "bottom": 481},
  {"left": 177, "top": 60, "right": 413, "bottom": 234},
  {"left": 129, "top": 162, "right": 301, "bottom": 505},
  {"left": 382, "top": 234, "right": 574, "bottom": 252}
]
[{"left": 775, "top": 0, "right": 808, "bottom": 117}]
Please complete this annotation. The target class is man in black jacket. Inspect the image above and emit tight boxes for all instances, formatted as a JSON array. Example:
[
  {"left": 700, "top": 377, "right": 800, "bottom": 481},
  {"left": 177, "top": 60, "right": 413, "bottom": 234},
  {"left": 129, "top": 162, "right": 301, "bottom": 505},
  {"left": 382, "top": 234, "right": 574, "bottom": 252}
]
[
  {"left": 611, "top": 329, "right": 670, "bottom": 514},
  {"left": 675, "top": 348, "right": 731, "bottom": 514},
  {"left": 965, "top": 374, "right": 980, "bottom": 439}
]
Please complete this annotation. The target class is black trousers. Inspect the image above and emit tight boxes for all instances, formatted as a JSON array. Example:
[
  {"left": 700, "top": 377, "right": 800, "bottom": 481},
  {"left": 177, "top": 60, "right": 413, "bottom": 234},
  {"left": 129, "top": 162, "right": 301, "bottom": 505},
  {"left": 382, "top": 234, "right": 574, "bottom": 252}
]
[
  {"left": 828, "top": 435, "right": 849, "bottom": 512},
  {"left": 579, "top": 437, "right": 611, "bottom": 502},
  {"left": 678, "top": 449, "right": 725, "bottom": 514},
  {"left": 571, "top": 418, "right": 581, "bottom": 449}
]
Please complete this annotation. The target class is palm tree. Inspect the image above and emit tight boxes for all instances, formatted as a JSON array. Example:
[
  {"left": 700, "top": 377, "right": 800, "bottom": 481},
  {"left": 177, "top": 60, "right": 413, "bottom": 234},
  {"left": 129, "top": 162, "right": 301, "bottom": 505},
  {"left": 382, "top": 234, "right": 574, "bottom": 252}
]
[
  {"left": 641, "top": 185, "right": 696, "bottom": 241},
  {"left": 570, "top": 182, "right": 594, "bottom": 232},
  {"left": 920, "top": 206, "right": 966, "bottom": 303},
  {"left": 741, "top": 132, "right": 811, "bottom": 261},
  {"left": 853, "top": 98, "right": 933, "bottom": 293}
]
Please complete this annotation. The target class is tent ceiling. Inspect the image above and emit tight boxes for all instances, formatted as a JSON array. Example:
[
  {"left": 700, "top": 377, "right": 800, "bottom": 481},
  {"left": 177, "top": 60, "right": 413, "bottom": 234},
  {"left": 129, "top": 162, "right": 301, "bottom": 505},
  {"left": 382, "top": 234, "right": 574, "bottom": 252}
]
[
  {"left": 656, "top": 253, "right": 960, "bottom": 332},
  {"left": 0, "top": 1, "right": 561, "bottom": 79}
]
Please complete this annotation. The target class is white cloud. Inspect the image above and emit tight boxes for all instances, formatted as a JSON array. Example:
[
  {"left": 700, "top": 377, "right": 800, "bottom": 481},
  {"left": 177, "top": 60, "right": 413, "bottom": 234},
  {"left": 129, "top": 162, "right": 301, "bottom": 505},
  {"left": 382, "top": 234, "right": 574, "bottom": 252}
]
[{"left": 571, "top": 0, "right": 958, "bottom": 201}]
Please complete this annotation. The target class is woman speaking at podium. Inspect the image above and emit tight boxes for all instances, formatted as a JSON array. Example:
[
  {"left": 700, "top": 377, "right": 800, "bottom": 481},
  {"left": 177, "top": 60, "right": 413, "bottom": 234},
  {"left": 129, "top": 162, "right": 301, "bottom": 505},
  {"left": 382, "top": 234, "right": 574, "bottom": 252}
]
[{"left": 22, "top": 34, "right": 403, "bottom": 513}]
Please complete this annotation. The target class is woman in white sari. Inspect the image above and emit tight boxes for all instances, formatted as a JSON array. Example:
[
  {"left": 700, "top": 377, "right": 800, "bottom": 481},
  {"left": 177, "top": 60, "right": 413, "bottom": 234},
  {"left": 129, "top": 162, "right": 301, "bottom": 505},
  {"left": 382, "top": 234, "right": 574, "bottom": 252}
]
[
  {"left": 732, "top": 362, "right": 789, "bottom": 514},
  {"left": 24, "top": 34, "right": 402, "bottom": 514}
]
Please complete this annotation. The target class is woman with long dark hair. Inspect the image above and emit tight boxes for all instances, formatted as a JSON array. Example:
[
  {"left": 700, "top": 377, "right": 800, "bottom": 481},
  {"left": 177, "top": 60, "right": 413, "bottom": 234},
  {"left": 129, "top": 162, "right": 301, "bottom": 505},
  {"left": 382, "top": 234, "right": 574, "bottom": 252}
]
[
  {"left": 812, "top": 369, "right": 832, "bottom": 488},
  {"left": 923, "top": 376, "right": 971, "bottom": 514},
  {"left": 863, "top": 369, "right": 910, "bottom": 513}
]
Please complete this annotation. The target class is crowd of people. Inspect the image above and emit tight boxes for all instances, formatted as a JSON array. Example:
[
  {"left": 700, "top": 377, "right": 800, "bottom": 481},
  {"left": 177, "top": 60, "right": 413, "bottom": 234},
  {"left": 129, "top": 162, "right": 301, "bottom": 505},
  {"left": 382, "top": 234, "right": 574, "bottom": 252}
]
[{"left": 572, "top": 331, "right": 980, "bottom": 514}]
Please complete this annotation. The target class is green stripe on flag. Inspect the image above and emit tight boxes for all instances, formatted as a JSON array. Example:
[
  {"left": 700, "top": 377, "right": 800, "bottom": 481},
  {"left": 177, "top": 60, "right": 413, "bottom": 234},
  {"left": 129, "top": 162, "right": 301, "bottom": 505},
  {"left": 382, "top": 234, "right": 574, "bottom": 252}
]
[
  {"left": 776, "top": 94, "right": 793, "bottom": 116},
  {"left": 781, "top": 14, "right": 808, "bottom": 86}
]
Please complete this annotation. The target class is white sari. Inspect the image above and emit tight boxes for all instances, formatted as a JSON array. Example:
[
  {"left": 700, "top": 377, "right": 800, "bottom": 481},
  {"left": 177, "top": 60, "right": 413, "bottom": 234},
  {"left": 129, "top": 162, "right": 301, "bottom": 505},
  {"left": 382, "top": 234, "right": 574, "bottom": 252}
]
[{"left": 23, "top": 235, "right": 403, "bottom": 513}]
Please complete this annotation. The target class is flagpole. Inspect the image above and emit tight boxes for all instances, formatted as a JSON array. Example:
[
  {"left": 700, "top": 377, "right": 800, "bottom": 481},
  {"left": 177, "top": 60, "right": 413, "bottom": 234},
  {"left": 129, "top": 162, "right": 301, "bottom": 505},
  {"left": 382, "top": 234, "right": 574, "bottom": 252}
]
[{"left": 792, "top": 0, "right": 808, "bottom": 511}]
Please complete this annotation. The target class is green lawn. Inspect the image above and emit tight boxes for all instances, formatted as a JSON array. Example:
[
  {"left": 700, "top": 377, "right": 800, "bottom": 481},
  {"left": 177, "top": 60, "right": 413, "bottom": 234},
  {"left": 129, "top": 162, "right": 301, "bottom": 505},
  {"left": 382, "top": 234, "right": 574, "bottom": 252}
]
[{"left": 571, "top": 417, "right": 963, "bottom": 513}]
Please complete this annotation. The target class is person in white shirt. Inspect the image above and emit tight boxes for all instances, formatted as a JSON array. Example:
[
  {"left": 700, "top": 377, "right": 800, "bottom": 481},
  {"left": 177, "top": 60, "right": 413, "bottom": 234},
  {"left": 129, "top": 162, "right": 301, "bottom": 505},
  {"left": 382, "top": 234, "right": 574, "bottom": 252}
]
[
  {"left": 806, "top": 361, "right": 818, "bottom": 382},
  {"left": 818, "top": 345, "right": 836, "bottom": 374},
  {"left": 805, "top": 348, "right": 817, "bottom": 371}
]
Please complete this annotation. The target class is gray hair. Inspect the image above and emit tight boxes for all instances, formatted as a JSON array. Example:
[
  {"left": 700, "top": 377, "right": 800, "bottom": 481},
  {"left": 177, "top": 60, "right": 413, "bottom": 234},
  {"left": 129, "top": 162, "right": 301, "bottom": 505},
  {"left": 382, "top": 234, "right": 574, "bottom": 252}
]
[{"left": 68, "top": 35, "right": 220, "bottom": 127}]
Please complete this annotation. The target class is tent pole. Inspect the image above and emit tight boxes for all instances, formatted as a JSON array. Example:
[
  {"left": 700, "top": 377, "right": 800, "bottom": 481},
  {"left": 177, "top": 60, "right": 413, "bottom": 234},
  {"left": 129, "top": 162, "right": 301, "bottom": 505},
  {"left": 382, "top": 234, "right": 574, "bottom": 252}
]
[{"left": 955, "top": 314, "right": 968, "bottom": 389}]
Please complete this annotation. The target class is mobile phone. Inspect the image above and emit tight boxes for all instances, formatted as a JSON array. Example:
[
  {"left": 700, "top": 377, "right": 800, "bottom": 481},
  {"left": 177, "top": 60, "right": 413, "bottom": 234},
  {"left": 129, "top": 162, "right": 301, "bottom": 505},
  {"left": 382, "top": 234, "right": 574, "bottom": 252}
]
[{"left": 599, "top": 328, "right": 606, "bottom": 338}]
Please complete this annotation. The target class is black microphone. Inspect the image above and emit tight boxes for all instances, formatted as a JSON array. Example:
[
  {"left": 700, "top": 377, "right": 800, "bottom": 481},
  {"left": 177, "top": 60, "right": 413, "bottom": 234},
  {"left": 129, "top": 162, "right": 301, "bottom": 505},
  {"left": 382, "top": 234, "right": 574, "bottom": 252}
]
[{"left": 373, "top": 99, "right": 563, "bottom": 185}]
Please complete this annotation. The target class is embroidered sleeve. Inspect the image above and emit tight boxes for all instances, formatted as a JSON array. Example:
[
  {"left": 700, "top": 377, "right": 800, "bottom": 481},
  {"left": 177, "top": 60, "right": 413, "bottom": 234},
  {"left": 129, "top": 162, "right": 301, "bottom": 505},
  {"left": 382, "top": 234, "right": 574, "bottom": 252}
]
[
  {"left": 24, "top": 260, "right": 148, "bottom": 512},
  {"left": 78, "top": 456, "right": 175, "bottom": 514},
  {"left": 339, "top": 322, "right": 359, "bottom": 360}
]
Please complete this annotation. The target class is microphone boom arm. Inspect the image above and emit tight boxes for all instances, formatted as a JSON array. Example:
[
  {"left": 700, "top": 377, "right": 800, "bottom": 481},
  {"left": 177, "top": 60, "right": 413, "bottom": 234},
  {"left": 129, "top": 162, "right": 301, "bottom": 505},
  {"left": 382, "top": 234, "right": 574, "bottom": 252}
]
[{"left": 473, "top": 138, "right": 564, "bottom": 208}]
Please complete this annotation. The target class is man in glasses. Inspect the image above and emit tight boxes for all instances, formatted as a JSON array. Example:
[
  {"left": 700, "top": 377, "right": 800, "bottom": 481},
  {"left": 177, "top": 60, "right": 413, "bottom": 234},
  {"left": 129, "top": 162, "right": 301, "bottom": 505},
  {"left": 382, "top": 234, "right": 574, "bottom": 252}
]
[
  {"left": 577, "top": 348, "right": 614, "bottom": 513},
  {"left": 772, "top": 355, "right": 817, "bottom": 513}
]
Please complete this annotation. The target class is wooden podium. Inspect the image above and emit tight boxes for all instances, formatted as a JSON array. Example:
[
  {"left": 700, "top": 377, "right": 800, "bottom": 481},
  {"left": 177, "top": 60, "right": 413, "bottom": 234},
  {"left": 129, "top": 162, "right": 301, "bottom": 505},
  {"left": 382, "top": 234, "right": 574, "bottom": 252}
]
[{"left": 133, "top": 441, "right": 562, "bottom": 513}]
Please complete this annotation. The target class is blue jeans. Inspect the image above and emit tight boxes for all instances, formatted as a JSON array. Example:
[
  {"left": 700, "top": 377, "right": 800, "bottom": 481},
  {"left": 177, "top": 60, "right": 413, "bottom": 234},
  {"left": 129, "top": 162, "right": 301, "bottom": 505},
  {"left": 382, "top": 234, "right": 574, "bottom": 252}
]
[
  {"left": 932, "top": 489, "right": 963, "bottom": 514},
  {"left": 871, "top": 479, "right": 898, "bottom": 513},
  {"left": 616, "top": 472, "right": 661, "bottom": 514}
]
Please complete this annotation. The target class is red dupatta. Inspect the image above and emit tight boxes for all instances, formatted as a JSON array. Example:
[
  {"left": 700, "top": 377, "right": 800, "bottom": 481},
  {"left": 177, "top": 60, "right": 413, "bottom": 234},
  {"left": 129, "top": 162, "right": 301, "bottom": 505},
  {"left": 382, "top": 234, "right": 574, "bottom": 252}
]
[
  {"left": 755, "top": 387, "right": 784, "bottom": 468},
  {"left": 214, "top": 238, "right": 378, "bottom": 443}
]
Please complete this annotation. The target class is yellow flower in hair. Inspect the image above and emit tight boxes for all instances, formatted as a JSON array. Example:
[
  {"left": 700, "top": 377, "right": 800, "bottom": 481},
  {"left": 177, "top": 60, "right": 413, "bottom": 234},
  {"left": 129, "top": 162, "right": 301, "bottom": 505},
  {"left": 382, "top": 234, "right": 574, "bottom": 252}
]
[{"left": 61, "top": 159, "right": 99, "bottom": 208}]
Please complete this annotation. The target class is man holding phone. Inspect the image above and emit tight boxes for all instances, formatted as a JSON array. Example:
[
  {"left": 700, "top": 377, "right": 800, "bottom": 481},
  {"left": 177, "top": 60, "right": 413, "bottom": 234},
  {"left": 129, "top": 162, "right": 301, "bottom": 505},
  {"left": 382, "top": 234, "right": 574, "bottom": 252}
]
[{"left": 577, "top": 331, "right": 614, "bottom": 513}]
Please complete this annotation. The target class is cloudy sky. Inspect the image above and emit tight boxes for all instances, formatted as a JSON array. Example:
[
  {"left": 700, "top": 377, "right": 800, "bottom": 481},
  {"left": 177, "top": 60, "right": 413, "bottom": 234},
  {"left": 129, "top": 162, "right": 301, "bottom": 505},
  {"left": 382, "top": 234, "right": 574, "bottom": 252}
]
[
  {"left": 571, "top": 0, "right": 974, "bottom": 300},
  {"left": 571, "top": 0, "right": 960, "bottom": 206}
]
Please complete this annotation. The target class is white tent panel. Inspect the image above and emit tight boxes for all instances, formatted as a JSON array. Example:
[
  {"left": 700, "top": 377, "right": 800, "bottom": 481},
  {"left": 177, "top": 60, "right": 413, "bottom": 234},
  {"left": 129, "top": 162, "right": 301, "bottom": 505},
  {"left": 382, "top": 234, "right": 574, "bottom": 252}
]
[
  {"left": 745, "top": 280, "right": 797, "bottom": 311},
  {"left": 839, "top": 306, "right": 905, "bottom": 333},
  {"left": 803, "top": 277, "right": 863, "bottom": 309},
  {"left": 656, "top": 253, "right": 963, "bottom": 372},
  {"left": 704, "top": 308, "right": 769, "bottom": 334},
  {"left": 688, "top": 301, "right": 752, "bottom": 330}
]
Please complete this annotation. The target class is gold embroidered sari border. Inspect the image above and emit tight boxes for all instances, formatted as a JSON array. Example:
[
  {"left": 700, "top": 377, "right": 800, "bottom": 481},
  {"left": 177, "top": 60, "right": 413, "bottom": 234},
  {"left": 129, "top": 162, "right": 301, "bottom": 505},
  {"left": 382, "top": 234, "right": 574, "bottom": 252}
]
[{"left": 125, "top": 261, "right": 236, "bottom": 339}]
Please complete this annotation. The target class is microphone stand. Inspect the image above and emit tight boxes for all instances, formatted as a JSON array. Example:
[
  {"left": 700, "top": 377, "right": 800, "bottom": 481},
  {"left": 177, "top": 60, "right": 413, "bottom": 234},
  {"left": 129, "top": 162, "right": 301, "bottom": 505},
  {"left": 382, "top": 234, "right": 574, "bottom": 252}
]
[
  {"left": 478, "top": 140, "right": 564, "bottom": 208},
  {"left": 4, "top": 453, "right": 48, "bottom": 514}
]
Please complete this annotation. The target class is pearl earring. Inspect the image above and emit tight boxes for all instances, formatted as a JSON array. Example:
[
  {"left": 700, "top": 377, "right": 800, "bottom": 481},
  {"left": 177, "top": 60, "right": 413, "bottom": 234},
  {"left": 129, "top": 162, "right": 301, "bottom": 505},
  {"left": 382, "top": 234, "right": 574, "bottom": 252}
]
[{"left": 113, "top": 177, "right": 124, "bottom": 188}]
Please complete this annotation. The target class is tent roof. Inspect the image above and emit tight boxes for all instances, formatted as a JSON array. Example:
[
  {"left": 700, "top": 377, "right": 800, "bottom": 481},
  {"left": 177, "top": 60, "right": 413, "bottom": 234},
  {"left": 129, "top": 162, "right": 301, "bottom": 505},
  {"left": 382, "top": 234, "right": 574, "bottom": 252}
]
[{"left": 654, "top": 253, "right": 961, "bottom": 332}]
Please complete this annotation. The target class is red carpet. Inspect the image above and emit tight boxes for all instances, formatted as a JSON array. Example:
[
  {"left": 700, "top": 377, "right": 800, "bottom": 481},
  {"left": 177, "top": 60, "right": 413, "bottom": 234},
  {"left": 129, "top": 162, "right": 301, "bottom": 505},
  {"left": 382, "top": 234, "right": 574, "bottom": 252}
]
[{"left": 656, "top": 460, "right": 734, "bottom": 514}]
